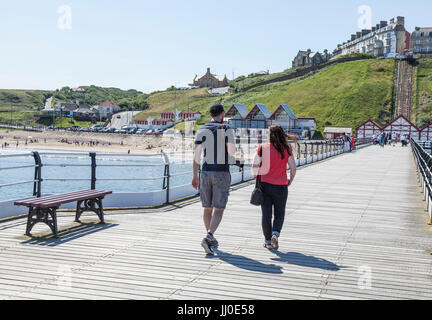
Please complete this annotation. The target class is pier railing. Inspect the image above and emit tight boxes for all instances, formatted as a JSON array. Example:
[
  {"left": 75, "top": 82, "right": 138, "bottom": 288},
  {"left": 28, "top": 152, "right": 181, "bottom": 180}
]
[
  {"left": 411, "top": 139, "right": 432, "bottom": 220},
  {"left": 0, "top": 138, "right": 372, "bottom": 208}
]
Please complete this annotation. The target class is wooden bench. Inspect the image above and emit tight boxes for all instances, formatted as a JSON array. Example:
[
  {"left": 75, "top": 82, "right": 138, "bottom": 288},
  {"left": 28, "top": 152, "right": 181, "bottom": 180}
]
[{"left": 15, "top": 190, "right": 112, "bottom": 238}]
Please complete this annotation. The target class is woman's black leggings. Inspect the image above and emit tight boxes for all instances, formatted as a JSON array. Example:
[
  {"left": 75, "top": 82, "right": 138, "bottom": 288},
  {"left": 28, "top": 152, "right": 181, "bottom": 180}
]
[{"left": 260, "top": 182, "right": 288, "bottom": 241}]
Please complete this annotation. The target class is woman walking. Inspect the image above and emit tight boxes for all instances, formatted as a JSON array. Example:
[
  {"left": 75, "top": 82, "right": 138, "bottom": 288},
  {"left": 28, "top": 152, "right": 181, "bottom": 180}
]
[{"left": 252, "top": 125, "right": 297, "bottom": 250}]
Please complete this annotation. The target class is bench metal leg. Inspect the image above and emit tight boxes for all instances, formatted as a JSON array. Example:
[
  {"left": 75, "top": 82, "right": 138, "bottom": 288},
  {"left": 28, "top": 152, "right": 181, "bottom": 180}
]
[
  {"left": 75, "top": 197, "right": 105, "bottom": 224},
  {"left": 26, "top": 207, "right": 58, "bottom": 238}
]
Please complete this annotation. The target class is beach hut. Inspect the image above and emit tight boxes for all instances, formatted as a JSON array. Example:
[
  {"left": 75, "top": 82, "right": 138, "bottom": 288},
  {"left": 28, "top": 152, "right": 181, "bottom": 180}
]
[
  {"left": 224, "top": 104, "right": 249, "bottom": 129},
  {"left": 246, "top": 104, "right": 271, "bottom": 129},
  {"left": 356, "top": 119, "right": 383, "bottom": 138},
  {"left": 269, "top": 104, "right": 298, "bottom": 131}
]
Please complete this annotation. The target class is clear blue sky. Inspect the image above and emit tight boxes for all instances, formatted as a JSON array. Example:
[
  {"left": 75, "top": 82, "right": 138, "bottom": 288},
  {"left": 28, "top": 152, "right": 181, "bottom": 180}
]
[{"left": 0, "top": 0, "right": 431, "bottom": 93}]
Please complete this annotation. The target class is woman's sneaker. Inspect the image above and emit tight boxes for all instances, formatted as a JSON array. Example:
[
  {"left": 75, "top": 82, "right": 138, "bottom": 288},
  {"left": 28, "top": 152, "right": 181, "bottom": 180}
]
[{"left": 201, "top": 238, "right": 214, "bottom": 255}]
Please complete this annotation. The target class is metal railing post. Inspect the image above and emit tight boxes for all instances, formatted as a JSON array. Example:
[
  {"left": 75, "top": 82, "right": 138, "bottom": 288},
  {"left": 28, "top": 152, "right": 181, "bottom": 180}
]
[
  {"left": 311, "top": 143, "right": 314, "bottom": 163},
  {"left": 32, "top": 152, "right": 42, "bottom": 197},
  {"left": 305, "top": 143, "right": 308, "bottom": 165},
  {"left": 161, "top": 152, "right": 170, "bottom": 204},
  {"left": 297, "top": 142, "right": 301, "bottom": 163},
  {"left": 90, "top": 152, "right": 97, "bottom": 190},
  {"left": 324, "top": 141, "right": 328, "bottom": 159}
]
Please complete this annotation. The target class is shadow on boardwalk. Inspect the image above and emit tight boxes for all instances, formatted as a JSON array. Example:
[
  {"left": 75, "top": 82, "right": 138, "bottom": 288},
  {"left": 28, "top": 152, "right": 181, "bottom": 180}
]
[
  {"left": 21, "top": 222, "right": 118, "bottom": 247},
  {"left": 212, "top": 249, "right": 283, "bottom": 274},
  {"left": 271, "top": 252, "right": 344, "bottom": 271}
]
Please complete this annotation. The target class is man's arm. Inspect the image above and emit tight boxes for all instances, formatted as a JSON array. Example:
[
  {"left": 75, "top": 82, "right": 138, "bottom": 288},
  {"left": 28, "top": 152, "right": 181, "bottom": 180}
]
[
  {"left": 252, "top": 153, "right": 261, "bottom": 177},
  {"left": 192, "top": 144, "right": 202, "bottom": 190},
  {"left": 227, "top": 142, "right": 236, "bottom": 157}
]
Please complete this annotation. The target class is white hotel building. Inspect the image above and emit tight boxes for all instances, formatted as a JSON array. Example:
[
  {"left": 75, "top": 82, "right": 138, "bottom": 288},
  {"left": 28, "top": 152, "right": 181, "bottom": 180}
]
[{"left": 335, "top": 17, "right": 409, "bottom": 59}]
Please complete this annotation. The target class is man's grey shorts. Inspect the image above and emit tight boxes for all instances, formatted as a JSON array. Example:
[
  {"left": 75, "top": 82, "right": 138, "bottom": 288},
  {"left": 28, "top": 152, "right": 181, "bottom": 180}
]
[{"left": 200, "top": 171, "right": 231, "bottom": 209}]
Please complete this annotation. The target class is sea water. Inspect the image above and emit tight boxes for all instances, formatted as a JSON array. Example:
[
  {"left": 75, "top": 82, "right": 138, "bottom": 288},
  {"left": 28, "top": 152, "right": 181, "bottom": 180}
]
[
  {"left": 0, "top": 149, "right": 244, "bottom": 202},
  {"left": 0, "top": 150, "right": 189, "bottom": 201}
]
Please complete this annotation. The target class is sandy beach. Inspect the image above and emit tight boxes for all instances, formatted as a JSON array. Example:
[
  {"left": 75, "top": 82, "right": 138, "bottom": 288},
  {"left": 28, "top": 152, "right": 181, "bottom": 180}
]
[{"left": 0, "top": 129, "right": 195, "bottom": 154}]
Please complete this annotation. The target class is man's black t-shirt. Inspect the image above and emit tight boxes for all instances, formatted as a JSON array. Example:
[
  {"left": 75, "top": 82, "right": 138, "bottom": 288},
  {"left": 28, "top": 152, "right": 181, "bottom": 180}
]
[{"left": 194, "top": 121, "right": 235, "bottom": 172}]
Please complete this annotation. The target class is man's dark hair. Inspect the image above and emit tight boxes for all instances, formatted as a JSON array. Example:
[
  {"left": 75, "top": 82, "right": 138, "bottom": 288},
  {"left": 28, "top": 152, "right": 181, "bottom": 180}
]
[{"left": 210, "top": 104, "right": 225, "bottom": 117}]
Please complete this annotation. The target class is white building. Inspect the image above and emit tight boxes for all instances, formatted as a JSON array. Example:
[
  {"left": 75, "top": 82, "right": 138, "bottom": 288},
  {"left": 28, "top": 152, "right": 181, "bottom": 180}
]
[
  {"left": 94, "top": 101, "right": 122, "bottom": 119},
  {"left": 340, "top": 17, "right": 408, "bottom": 58}
]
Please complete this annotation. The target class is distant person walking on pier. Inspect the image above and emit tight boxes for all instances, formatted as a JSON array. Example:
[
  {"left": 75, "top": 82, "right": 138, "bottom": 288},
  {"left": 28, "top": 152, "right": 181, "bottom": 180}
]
[
  {"left": 252, "top": 125, "right": 297, "bottom": 250},
  {"left": 350, "top": 135, "right": 355, "bottom": 151},
  {"left": 192, "top": 104, "right": 236, "bottom": 256},
  {"left": 401, "top": 134, "right": 409, "bottom": 147},
  {"left": 379, "top": 132, "right": 386, "bottom": 148}
]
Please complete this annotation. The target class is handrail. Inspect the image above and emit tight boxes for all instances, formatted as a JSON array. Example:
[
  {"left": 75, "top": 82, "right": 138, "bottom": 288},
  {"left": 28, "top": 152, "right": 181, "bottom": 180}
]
[
  {"left": 411, "top": 139, "right": 432, "bottom": 222},
  {"left": 0, "top": 180, "right": 37, "bottom": 188},
  {"left": 0, "top": 137, "right": 373, "bottom": 204},
  {"left": 0, "top": 165, "right": 36, "bottom": 171}
]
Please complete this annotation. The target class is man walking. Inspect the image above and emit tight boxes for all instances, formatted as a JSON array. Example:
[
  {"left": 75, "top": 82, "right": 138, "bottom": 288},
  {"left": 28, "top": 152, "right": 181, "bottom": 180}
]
[{"left": 192, "top": 104, "right": 236, "bottom": 255}]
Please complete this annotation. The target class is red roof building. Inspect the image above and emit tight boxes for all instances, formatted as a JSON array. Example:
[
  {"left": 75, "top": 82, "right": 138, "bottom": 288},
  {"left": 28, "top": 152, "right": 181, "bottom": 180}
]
[
  {"left": 356, "top": 119, "right": 383, "bottom": 138},
  {"left": 179, "top": 111, "right": 201, "bottom": 120},
  {"left": 420, "top": 121, "right": 432, "bottom": 141},
  {"left": 382, "top": 115, "right": 420, "bottom": 139}
]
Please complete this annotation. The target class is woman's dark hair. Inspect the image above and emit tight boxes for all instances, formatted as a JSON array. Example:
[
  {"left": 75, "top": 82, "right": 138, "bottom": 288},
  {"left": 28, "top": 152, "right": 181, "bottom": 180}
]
[{"left": 269, "top": 125, "right": 296, "bottom": 159}]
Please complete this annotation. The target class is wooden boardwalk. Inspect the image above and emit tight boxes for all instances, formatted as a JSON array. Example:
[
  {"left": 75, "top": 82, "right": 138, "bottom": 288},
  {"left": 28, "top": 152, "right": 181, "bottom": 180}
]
[{"left": 0, "top": 144, "right": 431, "bottom": 300}]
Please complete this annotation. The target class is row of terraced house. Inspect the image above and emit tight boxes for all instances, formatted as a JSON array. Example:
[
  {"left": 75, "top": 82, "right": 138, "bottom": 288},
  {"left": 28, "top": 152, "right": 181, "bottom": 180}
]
[
  {"left": 332, "top": 16, "right": 432, "bottom": 59},
  {"left": 294, "top": 16, "right": 432, "bottom": 68},
  {"left": 134, "top": 110, "right": 202, "bottom": 130}
]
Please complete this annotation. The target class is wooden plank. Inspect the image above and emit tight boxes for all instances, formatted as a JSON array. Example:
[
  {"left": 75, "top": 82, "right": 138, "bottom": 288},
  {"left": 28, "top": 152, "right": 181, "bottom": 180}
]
[{"left": 1, "top": 145, "right": 432, "bottom": 299}]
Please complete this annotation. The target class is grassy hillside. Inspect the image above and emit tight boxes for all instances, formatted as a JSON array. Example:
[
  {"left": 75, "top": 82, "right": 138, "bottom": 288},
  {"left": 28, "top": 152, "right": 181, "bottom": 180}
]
[
  {"left": 0, "top": 89, "right": 51, "bottom": 123},
  {"left": 414, "top": 59, "right": 432, "bottom": 128},
  {"left": 136, "top": 59, "right": 396, "bottom": 133},
  {"left": 0, "top": 86, "right": 149, "bottom": 124},
  {"left": 230, "top": 69, "right": 298, "bottom": 91},
  {"left": 51, "top": 86, "right": 148, "bottom": 109}
]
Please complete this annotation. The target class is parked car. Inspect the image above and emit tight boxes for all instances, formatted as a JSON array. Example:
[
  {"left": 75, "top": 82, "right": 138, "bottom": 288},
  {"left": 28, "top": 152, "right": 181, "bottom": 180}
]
[
  {"left": 79, "top": 127, "right": 90, "bottom": 132},
  {"left": 127, "top": 127, "right": 138, "bottom": 134}
]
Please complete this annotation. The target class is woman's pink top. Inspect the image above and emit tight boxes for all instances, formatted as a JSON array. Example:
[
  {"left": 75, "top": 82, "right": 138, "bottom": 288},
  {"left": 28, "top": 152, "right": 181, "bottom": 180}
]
[{"left": 257, "top": 143, "right": 292, "bottom": 186}]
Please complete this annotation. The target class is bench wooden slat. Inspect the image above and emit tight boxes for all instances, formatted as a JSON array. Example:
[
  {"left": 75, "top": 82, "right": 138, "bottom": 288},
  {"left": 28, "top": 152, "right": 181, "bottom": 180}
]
[
  {"left": 16, "top": 191, "right": 111, "bottom": 207},
  {"left": 15, "top": 190, "right": 112, "bottom": 208},
  {"left": 38, "top": 191, "right": 112, "bottom": 208},
  {"left": 15, "top": 190, "right": 94, "bottom": 205},
  {"left": 15, "top": 191, "right": 99, "bottom": 206}
]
